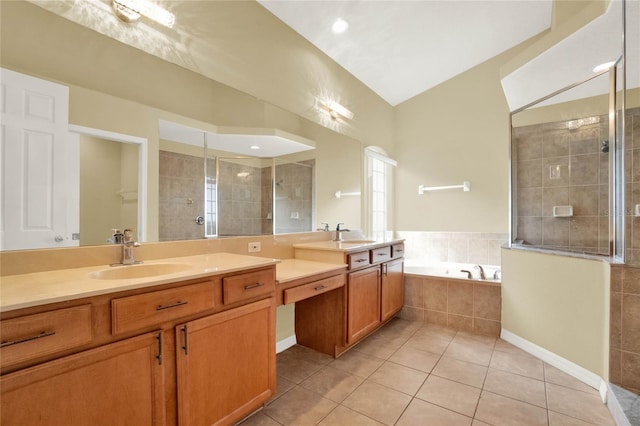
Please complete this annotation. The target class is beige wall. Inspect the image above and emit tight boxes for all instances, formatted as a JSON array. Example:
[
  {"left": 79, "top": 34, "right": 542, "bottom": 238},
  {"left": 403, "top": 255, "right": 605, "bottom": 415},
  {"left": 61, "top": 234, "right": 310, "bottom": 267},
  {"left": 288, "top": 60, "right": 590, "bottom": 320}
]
[{"left": 501, "top": 248, "right": 610, "bottom": 378}]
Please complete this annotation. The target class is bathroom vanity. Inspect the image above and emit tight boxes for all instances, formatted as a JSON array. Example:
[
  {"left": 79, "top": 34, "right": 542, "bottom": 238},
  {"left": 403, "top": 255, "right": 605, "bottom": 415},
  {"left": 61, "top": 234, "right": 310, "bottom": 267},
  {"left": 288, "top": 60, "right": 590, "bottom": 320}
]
[
  {"left": 292, "top": 240, "right": 405, "bottom": 356},
  {"left": 0, "top": 253, "right": 279, "bottom": 426},
  {"left": 0, "top": 240, "right": 404, "bottom": 425}
]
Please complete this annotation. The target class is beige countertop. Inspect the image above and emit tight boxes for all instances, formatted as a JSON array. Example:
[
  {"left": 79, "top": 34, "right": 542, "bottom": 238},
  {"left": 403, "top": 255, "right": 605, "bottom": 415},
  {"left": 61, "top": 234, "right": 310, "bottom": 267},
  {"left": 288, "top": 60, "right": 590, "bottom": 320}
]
[
  {"left": 0, "top": 253, "right": 280, "bottom": 313},
  {"left": 276, "top": 259, "right": 347, "bottom": 283},
  {"left": 293, "top": 238, "right": 404, "bottom": 253}
]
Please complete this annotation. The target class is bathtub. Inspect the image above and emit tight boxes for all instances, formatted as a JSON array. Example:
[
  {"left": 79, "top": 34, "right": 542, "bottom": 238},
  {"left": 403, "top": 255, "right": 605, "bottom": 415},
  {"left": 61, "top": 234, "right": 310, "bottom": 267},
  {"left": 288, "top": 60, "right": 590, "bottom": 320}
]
[
  {"left": 404, "top": 261, "right": 501, "bottom": 283},
  {"left": 402, "top": 261, "right": 502, "bottom": 335}
]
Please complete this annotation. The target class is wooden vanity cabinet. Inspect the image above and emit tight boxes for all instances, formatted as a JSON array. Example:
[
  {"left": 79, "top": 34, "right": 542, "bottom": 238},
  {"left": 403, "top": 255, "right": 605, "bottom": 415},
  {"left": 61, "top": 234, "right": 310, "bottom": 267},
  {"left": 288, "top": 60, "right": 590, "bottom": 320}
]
[
  {"left": 0, "top": 265, "right": 277, "bottom": 426},
  {"left": 347, "top": 265, "right": 381, "bottom": 344},
  {"left": 176, "top": 298, "right": 275, "bottom": 426},
  {"left": 380, "top": 258, "right": 404, "bottom": 322},
  {"left": 1, "top": 331, "right": 165, "bottom": 426}
]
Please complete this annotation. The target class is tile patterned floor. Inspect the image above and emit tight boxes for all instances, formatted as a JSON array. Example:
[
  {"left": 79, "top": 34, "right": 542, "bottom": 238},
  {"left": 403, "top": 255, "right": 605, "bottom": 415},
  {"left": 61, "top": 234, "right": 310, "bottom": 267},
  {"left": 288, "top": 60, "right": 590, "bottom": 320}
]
[{"left": 240, "top": 319, "right": 615, "bottom": 426}]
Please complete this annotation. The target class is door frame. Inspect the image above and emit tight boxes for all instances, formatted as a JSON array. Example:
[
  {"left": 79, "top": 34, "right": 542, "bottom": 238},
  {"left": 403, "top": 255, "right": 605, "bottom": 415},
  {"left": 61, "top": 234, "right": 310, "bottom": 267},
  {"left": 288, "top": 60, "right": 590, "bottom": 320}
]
[{"left": 68, "top": 124, "right": 148, "bottom": 243}]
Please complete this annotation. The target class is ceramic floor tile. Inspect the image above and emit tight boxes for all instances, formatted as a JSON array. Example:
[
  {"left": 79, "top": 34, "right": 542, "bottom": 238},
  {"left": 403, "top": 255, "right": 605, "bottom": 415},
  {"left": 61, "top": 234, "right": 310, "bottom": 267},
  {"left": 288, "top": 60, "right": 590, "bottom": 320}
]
[
  {"left": 367, "top": 361, "right": 428, "bottom": 395},
  {"left": 329, "top": 350, "right": 385, "bottom": 378},
  {"left": 415, "top": 374, "right": 481, "bottom": 417},
  {"left": 432, "top": 356, "right": 488, "bottom": 388},
  {"left": 341, "top": 380, "right": 412, "bottom": 426},
  {"left": 404, "top": 332, "right": 452, "bottom": 355},
  {"left": 472, "top": 420, "right": 492, "bottom": 426},
  {"left": 283, "top": 345, "right": 335, "bottom": 366},
  {"left": 493, "top": 339, "right": 534, "bottom": 357},
  {"left": 474, "top": 391, "right": 548, "bottom": 426},
  {"left": 317, "top": 405, "right": 385, "bottom": 426},
  {"left": 270, "top": 375, "right": 296, "bottom": 403},
  {"left": 263, "top": 386, "right": 337, "bottom": 425},
  {"left": 353, "top": 336, "right": 402, "bottom": 360},
  {"left": 548, "top": 410, "right": 600, "bottom": 425},
  {"left": 453, "top": 331, "right": 497, "bottom": 349},
  {"left": 416, "top": 323, "right": 458, "bottom": 340},
  {"left": 483, "top": 368, "right": 547, "bottom": 408},
  {"left": 546, "top": 382, "right": 615, "bottom": 425},
  {"left": 443, "top": 340, "right": 494, "bottom": 366},
  {"left": 489, "top": 348, "right": 544, "bottom": 380},
  {"left": 239, "top": 411, "right": 283, "bottom": 426},
  {"left": 276, "top": 356, "right": 326, "bottom": 384},
  {"left": 388, "top": 345, "right": 441, "bottom": 373},
  {"left": 544, "top": 363, "right": 599, "bottom": 395},
  {"left": 395, "top": 398, "right": 473, "bottom": 426},
  {"left": 300, "top": 366, "right": 364, "bottom": 403}
]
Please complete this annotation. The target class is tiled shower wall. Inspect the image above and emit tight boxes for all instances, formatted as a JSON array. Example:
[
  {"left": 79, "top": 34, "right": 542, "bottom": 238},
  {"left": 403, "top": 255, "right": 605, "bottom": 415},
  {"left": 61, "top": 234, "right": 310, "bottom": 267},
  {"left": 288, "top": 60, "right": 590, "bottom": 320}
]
[
  {"left": 610, "top": 265, "right": 640, "bottom": 395},
  {"left": 625, "top": 108, "right": 640, "bottom": 263},
  {"left": 395, "top": 231, "right": 508, "bottom": 266},
  {"left": 274, "top": 160, "right": 314, "bottom": 234},
  {"left": 218, "top": 161, "right": 265, "bottom": 236},
  {"left": 159, "top": 151, "right": 206, "bottom": 241},
  {"left": 514, "top": 115, "right": 610, "bottom": 254}
]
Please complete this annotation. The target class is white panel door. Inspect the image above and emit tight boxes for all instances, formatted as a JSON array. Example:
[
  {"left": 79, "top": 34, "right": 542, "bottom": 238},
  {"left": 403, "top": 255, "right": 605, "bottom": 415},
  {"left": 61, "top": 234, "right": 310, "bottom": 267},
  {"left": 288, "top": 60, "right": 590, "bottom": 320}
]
[{"left": 1, "top": 68, "right": 79, "bottom": 250}]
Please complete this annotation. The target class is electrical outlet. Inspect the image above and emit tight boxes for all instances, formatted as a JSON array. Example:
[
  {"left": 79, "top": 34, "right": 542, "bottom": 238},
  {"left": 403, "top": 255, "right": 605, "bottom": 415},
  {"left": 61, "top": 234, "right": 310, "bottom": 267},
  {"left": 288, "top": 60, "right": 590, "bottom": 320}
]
[{"left": 248, "top": 242, "right": 261, "bottom": 253}]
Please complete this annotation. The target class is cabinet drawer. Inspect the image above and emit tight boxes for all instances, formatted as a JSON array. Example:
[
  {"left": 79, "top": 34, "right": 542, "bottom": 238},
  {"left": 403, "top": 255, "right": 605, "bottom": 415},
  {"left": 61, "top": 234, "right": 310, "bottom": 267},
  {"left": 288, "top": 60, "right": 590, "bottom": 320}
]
[
  {"left": 223, "top": 269, "right": 275, "bottom": 305},
  {"left": 112, "top": 281, "right": 215, "bottom": 335},
  {"left": 284, "top": 274, "right": 345, "bottom": 304},
  {"left": 371, "top": 246, "right": 392, "bottom": 263},
  {"left": 348, "top": 251, "right": 371, "bottom": 270},
  {"left": 391, "top": 243, "right": 405, "bottom": 259},
  {"left": 1, "top": 305, "right": 92, "bottom": 368}
]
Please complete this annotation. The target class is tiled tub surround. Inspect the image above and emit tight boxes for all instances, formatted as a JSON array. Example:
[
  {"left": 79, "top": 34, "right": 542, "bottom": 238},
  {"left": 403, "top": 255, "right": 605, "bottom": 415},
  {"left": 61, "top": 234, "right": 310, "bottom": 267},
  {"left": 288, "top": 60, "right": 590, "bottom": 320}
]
[
  {"left": 610, "top": 264, "right": 640, "bottom": 396},
  {"left": 513, "top": 114, "right": 610, "bottom": 254},
  {"left": 395, "top": 231, "right": 508, "bottom": 266},
  {"left": 401, "top": 272, "right": 502, "bottom": 337}
]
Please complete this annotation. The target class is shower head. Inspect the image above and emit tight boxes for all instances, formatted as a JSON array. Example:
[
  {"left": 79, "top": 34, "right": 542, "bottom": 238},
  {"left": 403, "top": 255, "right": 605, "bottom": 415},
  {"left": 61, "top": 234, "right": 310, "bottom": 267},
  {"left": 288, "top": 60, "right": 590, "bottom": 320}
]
[{"left": 601, "top": 140, "right": 609, "bottom": 153}]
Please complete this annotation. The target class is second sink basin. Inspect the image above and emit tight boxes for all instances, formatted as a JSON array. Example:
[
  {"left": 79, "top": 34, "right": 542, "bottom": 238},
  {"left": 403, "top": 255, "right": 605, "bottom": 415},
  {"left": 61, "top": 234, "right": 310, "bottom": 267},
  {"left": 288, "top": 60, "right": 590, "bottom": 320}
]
[{"left": 90, "top": 263, "right": 193, "bottom": 280}]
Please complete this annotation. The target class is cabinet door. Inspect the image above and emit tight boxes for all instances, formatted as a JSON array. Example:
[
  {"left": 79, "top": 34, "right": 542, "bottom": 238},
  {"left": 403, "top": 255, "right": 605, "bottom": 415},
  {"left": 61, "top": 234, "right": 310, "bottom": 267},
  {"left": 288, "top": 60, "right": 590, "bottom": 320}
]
[
  {"left": 381, "top": 259, "right": 404, "bottom": 322},
  {"left": 176, "top": 298, "right": 275, "bottom": 426},
  {"left": 347, "top": 266, "right": 381, "bottom": 344},
  {"left": 0, "top": 331, "right": 165, "bottom": 426}
]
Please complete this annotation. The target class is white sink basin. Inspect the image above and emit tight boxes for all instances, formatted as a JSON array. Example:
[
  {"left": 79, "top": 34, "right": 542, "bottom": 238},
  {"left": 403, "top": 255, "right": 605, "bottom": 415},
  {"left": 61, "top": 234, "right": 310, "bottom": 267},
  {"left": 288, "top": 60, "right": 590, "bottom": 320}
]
[{"left": 89, "top": 263, "right": 193, "bottom": 280}]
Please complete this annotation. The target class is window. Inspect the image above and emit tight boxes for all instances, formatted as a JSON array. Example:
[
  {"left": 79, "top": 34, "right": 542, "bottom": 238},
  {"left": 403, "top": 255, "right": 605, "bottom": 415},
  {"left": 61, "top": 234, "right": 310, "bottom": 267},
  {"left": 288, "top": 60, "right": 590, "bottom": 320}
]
[{"left": 365, "top": 147, "right": 396, "bottom": 240}]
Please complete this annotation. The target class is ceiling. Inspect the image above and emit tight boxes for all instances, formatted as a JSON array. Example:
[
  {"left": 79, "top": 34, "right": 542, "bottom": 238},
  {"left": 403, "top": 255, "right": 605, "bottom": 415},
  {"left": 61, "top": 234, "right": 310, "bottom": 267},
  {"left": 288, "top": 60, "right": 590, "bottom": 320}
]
[{"left": 257, "top": 0, "right": 553, "bottom": 105}]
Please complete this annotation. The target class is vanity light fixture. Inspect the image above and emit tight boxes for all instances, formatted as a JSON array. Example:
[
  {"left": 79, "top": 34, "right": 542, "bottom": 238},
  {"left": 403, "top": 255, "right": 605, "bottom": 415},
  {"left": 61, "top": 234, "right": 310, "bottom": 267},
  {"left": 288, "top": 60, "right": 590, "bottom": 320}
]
[
  {"left": 112, "top": 0, "right": 175, "bottom": 28},
  {"left": 316, "top": 98, "right": 354, "bottom": 121},
  {"left": 331, "top": 18, "right": 349, "bottom": 34}
]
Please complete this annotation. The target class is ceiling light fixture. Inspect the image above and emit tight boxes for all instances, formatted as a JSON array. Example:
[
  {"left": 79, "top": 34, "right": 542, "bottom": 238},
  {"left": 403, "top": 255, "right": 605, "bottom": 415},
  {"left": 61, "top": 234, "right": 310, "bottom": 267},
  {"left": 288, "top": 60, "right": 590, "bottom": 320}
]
[
  {"left": 249, "top": 145, "right": 260, "bottom": 150},
  {"left": 331, "top": 18, "right": 349, "bottom": 34},
  {"left": 112, "top": 0, "right": 175, "bottom": 28},
  {"left": 316, "top": 98, "right": 354, "bottom": 121},
  {"left": 592, "top": 61, "right": 616, "bottom": 73}
]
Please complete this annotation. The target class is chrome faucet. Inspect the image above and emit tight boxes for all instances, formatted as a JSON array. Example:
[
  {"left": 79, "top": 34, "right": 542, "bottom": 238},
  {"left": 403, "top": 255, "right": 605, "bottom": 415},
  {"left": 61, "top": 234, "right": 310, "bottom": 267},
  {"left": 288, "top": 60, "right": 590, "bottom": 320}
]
[
  {"left": 334, "top": 223, "right": 351, "bottom": 242},
  {"left": 474, "top": 265, "right": 486, "bottom": 280},
  {"left": 121, "top": 228, "right": 141, "bottom": 265},
  {"left": 317, "top": 222, "right": 330, "bottom": 232}
]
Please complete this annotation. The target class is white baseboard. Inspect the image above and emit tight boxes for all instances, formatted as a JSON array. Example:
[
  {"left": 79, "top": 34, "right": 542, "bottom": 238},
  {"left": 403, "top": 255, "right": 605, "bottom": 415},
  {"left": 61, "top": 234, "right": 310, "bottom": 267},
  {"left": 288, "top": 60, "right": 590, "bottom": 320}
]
[
  {"left": 500, "top": 328, "right": 607, "bottom": 403},
  {"left": 276, "top": 335, "right": 297, "bottom": 353}
]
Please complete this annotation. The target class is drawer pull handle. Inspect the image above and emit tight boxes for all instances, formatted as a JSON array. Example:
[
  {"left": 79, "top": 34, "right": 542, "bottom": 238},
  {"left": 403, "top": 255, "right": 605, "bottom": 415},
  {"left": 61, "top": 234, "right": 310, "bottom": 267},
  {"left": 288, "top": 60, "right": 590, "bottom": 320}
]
[
  {"left": 377, "top": 253, "right": 387, "bottom": 256},
  {"left": 314, "top": 285, "right": 328, "bottom": 291},
  {"left": 244, "top": 282, "right": 264, "bottom": 290},
  {"left": 1, "top": 330, "right": 56, "bottom": 348},
  {"left": 395, "top": 249, "right": 404, "bottom": 253},
  {"left": 156, "top": 300, "right": 188, "bottom": 311},
  {"left": 355, "top": 258, "right": 367, "bottom": 262}
]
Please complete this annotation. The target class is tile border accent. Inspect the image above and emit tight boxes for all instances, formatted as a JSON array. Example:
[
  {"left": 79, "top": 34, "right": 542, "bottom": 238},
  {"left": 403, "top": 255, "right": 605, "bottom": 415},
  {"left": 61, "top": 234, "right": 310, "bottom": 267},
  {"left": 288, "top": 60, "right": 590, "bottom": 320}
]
[{"left": 501, "top": 328, "right": 605, "bottom": 402}]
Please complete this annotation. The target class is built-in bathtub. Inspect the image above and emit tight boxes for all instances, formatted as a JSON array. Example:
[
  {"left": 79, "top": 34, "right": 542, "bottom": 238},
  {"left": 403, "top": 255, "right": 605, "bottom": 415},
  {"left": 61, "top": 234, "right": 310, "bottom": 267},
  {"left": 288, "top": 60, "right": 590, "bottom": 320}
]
[{"left": 402, "top": 261, "right": 502, "bottom": 336}]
